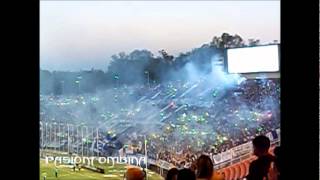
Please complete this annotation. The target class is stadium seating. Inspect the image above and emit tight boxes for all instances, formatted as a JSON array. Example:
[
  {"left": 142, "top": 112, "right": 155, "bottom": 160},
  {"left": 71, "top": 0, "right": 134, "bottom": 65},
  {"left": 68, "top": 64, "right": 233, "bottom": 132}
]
[{"left": 217, "top": 144, "right": 277, "bottom": 180}]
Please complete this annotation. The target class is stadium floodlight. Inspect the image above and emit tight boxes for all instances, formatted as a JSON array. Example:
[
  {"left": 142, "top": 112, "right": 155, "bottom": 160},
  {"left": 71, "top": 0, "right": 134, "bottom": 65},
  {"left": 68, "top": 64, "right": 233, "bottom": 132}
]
[{"left": 226, "top": 44, "right": 280, "bottom": 74}]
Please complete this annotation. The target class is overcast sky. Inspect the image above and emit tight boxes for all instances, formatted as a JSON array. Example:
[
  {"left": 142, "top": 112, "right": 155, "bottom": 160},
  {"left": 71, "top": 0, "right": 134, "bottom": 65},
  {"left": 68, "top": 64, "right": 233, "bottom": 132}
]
[{"left": 40, "top": 1, "right": 280, "bottom": 71}]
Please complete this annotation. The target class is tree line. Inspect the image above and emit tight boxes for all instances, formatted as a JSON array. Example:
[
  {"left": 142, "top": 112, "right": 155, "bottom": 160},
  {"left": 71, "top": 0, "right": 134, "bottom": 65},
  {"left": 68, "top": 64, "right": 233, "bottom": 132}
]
[{"left": 40, "top": 33, "right": 278, "bottom": 95}]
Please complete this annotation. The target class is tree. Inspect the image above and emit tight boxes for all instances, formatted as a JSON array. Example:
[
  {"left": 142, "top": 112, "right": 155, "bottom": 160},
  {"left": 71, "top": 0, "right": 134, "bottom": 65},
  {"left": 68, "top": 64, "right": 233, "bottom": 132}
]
[
  {"left": 52, "top": 77, "right": 62, "bottom": 95},
  {"left": 40, "top": 70, "right": 53, "bottom": 94},
  {"left": 230, "top": 34, "right": 245, "bottom": 48},
  {"left": 158, "top": 49, "right": 174, "bottom": 63},
  {"left": 210, "top": 36, "right": 222, "bottom": 48},
  {"left": 221, "top": 33, "right": 233, "bottom": 48},
  {"left": 128, "top": 49, "right": 154, "bottom": 61},
  {"left": 210, "top": 33, "right": 245, "bottom": 49},
  {"left": 106, "top": 49, "right": 156, "bottom": 85},
  {"left": 248, "top": 39, "right": 260, "bottom": 46},
  {"left": 118, "top": 52, "right": 128, "bottom": 59}
]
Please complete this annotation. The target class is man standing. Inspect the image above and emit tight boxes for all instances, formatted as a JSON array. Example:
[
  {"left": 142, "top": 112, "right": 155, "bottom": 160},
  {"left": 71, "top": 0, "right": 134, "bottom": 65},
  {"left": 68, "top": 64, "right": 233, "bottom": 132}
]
[
  {"left": 55, "top": 167, "right": 58, "bottom": 178},
  {"left": 142, "top": 167, "right": 147, "bottom": 180},
  {"left": 246, "top": 135, "right": 275, "bottom": 180},
  {"left": 42, "top": 172, "right": 47, "bottom": 180}
]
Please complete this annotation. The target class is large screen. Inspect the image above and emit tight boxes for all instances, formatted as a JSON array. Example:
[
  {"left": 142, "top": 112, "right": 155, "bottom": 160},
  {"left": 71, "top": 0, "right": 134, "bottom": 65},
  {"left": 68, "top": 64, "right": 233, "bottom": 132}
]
[{"left": 226, "top": 45, "right": 279, "bottom": 73}]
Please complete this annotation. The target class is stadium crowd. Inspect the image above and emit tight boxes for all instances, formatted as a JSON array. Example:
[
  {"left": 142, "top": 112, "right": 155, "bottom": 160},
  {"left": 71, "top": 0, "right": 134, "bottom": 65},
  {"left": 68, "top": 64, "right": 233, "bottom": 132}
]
[{"left": 40, "top": 78, "right": 280, "bottom": 169}]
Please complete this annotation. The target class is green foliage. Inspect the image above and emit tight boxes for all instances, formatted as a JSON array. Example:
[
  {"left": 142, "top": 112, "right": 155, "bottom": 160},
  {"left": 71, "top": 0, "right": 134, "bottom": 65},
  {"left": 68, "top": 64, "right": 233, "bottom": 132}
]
[{"left": 41, "top": 33, "right": 264, "bottom": 94}]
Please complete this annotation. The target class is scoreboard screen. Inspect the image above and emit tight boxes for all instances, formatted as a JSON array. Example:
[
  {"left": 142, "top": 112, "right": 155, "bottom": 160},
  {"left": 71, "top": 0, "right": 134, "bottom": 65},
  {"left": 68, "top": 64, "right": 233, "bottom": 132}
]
[{"left": 226, "top": 45, "right": 280, "bottom": 74}]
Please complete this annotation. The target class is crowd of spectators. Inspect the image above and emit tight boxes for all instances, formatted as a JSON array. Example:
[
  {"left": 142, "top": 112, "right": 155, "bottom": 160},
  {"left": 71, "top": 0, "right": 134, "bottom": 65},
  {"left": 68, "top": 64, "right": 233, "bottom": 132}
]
[{"left": 40, "top": 78, "right": 280, "bottom": 167}]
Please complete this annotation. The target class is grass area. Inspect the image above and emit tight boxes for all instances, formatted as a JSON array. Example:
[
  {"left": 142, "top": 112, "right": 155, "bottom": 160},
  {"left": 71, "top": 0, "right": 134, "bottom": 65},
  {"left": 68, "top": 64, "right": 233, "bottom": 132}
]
[{"left": 40, "top": 159, "right": 164, "bottom": 180}]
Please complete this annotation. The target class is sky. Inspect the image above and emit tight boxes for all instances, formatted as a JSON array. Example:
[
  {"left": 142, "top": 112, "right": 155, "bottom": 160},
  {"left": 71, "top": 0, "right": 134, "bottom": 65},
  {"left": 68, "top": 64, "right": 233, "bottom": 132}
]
[{"left": 40, "top": 1, "right": 280, "bottom": 71}]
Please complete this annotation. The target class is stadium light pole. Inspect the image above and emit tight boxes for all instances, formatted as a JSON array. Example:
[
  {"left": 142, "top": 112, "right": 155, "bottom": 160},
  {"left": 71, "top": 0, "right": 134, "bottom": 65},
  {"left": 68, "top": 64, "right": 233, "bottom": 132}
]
[
  {"left": 75, "top": 81, "right": 80, "bottom": 94},
  {"left": 59, "top": 122, "right": 61, "bottom": 152},
  {"left": 86, "top": 126, "right": 89, "bottom": 156},
  {"left": 40, "top": 122, "right": 42, "bottom": 147},
  {"left": 76, "top": 126, "right": 79, "bottom": 155},
  {"left": 61, "top": 81, "right": 64, "bottom": 94},
  {"left": 48, "top": 123, "right": 51, "bottom": 150},
  {"left": 40, "top": 121, "right": 43, "bottom": 156},
  {"left": 67, "top": 124, "right": 70, "bottom": 154},
  {"left": 56, "top": 122, "right": 59, "bottom": 152},
  {"left": 96, "top": 128, "right": 99, "bottom": 157},
  {"left": 45, "top": 122, "right": 48, "bottom": 151},
  {"left": 72, "top": 126, "right": 74, "bottom": 153},
  {"left": 60, "top": 123, "right": 65, "bottom": 152},
  {"left": 54, "top": 122, "right": 57, "bottom": 152},
  {"left": 81, "top": 126, "right": 84, "bottom": 157},
  {"left": 114, "top": 74, "right": 119, "bottom": 88},
  {"left": 144, "top": 135, "right": 148, "bottom": 180},
  {"left": 91, "top": 127, "right": 94, "bottom": 156},
  {"left": 65, "top": 123, "right": 67, "bottom": 152},
  {"left": 70, "top": 124, "right": 73, "bottom": 154},
  {"left": 52, "top": 123, "right": 54, "bottom": 151},
  {"left": 52, "top": 122, "right": 55, "bottom": 151},
  {"left": 75, "top": 76, "right": 82, "bottom": 94},
  {"left": 145, "top": 71, "right": 150, "bottom": 88},
  {"left": 64, "top": 122, "right": 67, "bottom": 152}
]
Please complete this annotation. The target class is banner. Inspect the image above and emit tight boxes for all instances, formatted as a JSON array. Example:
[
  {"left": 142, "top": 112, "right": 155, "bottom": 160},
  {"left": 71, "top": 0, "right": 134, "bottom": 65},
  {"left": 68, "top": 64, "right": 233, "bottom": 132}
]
[
  {"left": 213, "top": 150, "right": 232, "bottom": 164},
  {"left": 118, "top": 148, "right": 125, "bottom": 157},
  {"left": 148, "top": 158, "right": 156, "bottom": 165},
  {"left": 126, "top": 148, "right": 134, "bottom": 154},
  {"left": 271, "top": 130, "right": 278, "bottom": 140},
  {"left": 159, "top": 160, "right": 174, "bottom": 170},
  {"left": 276, "top": 129, "right": 280, "bottom": 139},
  {"left": 231, "top": 142, "right": 252, "bottom": 158},
  {"left": 212, "top": 154, "right": 222, "bottom": 164},
  {"left": 221, "top": 150, "right": 232, "bottom": 162},
  {"left": 265, "top": 132, "right": 273, "bottom": 141}
]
